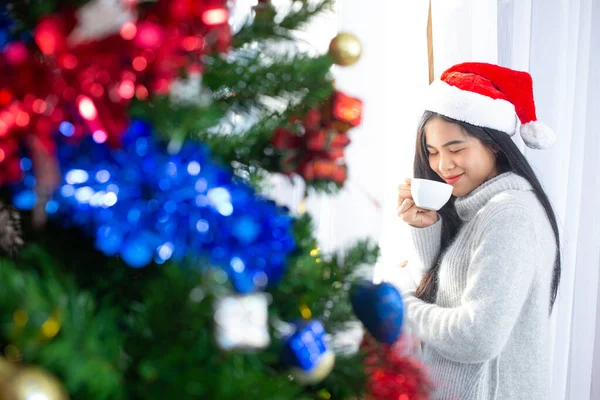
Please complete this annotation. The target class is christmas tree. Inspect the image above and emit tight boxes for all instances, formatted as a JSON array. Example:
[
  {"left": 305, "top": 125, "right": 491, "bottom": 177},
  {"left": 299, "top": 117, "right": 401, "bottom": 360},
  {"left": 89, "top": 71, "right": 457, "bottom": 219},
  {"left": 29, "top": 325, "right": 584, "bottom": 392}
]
[{"left": 0, "top": 1, "right": 431, "bottom": 399}]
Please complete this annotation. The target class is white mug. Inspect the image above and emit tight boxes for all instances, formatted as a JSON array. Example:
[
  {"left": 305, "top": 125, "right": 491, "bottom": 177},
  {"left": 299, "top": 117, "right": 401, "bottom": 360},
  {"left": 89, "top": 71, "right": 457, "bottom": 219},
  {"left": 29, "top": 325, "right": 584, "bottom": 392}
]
[{"left": 410, "top": 179, "right": 453, "bottom": 211}]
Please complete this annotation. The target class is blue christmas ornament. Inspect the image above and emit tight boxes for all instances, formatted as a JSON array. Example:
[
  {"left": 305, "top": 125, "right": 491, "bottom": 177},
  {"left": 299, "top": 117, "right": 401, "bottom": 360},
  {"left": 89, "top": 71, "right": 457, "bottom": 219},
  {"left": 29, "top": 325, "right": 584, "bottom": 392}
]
[
  {"left": 12, "top": 119, "right": 296, "bottom": 293},
  {"left": 281, "top": 320, "right": 336, "bottom": 385},
  {"left": 282, "top": 320, "right": 329, "bottom": 371},
  {"left": 350, "top": 281, "right": 404, "bottom": 344}
]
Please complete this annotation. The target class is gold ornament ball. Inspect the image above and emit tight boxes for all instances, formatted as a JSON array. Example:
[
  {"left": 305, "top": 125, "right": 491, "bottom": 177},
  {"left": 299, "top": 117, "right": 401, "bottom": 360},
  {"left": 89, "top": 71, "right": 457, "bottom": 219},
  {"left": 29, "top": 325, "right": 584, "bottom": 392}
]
[
  {"left": 0, "top": 366, "right": 69, "bottom": 400},
  {"left": 290, "top": 350, "right": 335, "bottom": 385},
  {"left": 0, "top": 358, "right": 18, "bottom": 387},
  {"left": 329, "top": 33, "right": 362, "bottom": 67}
]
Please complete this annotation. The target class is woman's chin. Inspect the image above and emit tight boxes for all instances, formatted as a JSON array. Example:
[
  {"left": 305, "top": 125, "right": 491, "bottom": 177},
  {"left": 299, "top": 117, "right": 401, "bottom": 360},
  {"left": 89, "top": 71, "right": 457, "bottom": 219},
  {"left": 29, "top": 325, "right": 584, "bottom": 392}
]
[{"left": 451, "top": 183, "right": 470, "bottom": 197}]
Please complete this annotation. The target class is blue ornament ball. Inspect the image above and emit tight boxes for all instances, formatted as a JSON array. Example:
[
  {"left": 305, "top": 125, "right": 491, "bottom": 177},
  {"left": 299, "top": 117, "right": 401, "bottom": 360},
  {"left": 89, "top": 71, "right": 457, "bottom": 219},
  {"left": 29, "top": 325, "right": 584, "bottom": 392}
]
[
  {"left": 282, "top": 320, "right": 329, "bottom": 371},
  {"left": 350, "top": 281, "right": 404, "bottom": 344},
  {"left": 281, "top": 320, "right": 335, "bottom": 385}
]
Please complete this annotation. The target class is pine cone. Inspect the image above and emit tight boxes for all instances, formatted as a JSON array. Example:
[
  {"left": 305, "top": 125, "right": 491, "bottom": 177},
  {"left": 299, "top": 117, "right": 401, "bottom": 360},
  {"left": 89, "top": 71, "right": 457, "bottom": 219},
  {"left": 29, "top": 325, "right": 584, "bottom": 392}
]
[{"left": 0, "top": 202, "right": 24, "bottom": 257}]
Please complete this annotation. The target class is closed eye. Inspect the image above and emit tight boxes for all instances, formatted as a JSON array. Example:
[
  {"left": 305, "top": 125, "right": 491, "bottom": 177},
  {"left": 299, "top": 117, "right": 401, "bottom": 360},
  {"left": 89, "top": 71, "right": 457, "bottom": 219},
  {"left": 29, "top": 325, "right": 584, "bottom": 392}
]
[{"left": 428, "top": 149, "right": 463, "bottom": 156}]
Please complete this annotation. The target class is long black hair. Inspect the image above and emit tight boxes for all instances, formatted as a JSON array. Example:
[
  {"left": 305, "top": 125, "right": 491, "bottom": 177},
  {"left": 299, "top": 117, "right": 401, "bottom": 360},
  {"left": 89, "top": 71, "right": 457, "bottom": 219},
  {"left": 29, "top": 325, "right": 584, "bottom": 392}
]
[{"left": 413, "top": 111, "right": 561, "bottom": 314}]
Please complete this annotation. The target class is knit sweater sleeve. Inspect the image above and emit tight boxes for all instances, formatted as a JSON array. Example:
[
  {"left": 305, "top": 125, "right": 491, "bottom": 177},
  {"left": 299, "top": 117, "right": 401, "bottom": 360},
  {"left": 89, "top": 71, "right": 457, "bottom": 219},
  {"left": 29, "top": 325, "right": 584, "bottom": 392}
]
[
  {"left": 402, "top": 203, "right": 538, "bottom": 364},
  {"left": 407, "top": 216, "right": 443, "bottom": 285}
]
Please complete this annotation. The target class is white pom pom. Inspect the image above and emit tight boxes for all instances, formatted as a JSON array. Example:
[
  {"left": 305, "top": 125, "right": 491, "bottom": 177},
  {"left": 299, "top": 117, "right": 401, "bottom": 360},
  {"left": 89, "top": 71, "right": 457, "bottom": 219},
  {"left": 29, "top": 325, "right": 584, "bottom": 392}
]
[{"left": 520, "top": 121, "right": 556, "bottom": 149}]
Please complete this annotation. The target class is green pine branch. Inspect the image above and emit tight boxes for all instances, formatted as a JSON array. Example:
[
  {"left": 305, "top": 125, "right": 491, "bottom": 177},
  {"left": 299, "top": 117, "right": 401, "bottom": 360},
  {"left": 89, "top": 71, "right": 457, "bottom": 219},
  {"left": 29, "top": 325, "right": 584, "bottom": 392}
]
[
  {"left": 0, "top": 245, "right": 124, "bottom": 400},
  {"left": 270, "top": 213, "right": 379, "bottom": 331},
  {"left": 204, "top": 52, "right": 334, "bottom": 111},
  {"left": 271, "top": 218, "right": 380, "bottom": 333},
  {"left": 233, "top": 0, "right": 336, "bottom": 48}
]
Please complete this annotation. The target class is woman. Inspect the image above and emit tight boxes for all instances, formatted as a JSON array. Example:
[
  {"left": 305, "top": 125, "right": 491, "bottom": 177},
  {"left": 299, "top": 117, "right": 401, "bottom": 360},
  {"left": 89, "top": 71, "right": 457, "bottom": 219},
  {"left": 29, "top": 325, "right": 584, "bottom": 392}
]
[{"left": 396, "top": 63, "right": 561, "bottom": 400}]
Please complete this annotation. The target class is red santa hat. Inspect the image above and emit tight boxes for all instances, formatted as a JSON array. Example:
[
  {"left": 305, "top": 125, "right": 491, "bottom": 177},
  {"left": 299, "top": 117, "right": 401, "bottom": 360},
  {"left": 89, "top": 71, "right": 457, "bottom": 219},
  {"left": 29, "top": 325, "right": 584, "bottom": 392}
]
[{"left": 423, "top": 62, "right": 556, "bottom": 149}]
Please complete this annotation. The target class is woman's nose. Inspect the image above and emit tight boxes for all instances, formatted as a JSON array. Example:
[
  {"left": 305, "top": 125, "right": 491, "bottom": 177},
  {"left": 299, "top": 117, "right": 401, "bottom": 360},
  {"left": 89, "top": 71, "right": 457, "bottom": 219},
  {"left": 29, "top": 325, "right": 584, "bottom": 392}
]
[{"left": 439, "top": 154, "right": 456, "bottom": 172}]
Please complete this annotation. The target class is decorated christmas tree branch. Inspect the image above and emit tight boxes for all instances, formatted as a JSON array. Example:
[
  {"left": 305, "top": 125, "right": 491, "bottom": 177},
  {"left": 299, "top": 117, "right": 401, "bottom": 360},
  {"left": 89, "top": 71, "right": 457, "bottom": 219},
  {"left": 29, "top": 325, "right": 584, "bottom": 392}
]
[
  {"left": 0, "top": 246, "right": 124, "bottom": 400},
  {"left": 270, "top": 214, "right": 380, "bottom": 331},
  {"left": 260, "top": 214, "right": 376, "bottom": 398},
  {"left": 121, "top": 264, "right": 311, "bottom": 400}
]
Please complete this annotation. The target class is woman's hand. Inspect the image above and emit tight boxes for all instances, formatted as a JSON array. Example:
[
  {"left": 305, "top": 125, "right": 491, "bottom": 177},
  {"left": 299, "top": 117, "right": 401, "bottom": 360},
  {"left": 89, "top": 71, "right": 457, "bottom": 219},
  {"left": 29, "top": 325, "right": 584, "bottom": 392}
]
[{"left": 397, "top": 178, "right": 438, "bottom": 228}]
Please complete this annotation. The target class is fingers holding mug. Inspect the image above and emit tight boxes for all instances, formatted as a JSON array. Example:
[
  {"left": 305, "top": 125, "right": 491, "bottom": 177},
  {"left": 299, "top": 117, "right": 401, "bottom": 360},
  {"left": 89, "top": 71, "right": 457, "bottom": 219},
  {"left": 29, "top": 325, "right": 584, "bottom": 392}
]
[
  {"left": 397, "top": 198, "right": 417, "bottom": 219},
  {"left": 397, "top": 178, "right": 413, "bottom": 206}
]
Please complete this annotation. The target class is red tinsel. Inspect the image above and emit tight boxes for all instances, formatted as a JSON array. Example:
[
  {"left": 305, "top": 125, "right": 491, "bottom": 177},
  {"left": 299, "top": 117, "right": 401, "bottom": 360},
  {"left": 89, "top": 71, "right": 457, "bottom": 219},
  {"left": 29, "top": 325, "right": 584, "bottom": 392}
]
[
  {"left": 361, "top": 334, "right": 434, "bottom": 400},
  {"left": 0, "top": 0, "right": 231, "bottom": 185},
  {"left": 271, "top": 90, "right": 362, "bottom": 184}
]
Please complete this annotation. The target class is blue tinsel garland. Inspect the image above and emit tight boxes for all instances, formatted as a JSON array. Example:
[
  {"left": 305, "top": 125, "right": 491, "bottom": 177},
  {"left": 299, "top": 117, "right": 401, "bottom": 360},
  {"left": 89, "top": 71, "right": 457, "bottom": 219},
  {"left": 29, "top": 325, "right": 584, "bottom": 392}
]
[{"left": 13, "top": 120, "right": 296, "bottom": 293}]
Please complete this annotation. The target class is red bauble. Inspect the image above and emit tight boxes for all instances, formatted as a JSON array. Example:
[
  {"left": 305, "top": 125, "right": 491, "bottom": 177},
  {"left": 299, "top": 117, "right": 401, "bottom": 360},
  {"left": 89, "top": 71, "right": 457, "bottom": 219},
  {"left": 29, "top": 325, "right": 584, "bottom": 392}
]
[{"left": 331, "top": 91, "right": 363, "bottom": 127}]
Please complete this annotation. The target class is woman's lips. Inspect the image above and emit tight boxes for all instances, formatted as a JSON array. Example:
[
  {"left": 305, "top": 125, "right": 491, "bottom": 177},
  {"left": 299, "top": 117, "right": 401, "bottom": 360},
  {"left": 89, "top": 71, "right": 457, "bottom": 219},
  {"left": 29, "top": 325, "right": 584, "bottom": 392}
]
[{"left": 444, "top": 173, "right": 464, "bottom": 184}]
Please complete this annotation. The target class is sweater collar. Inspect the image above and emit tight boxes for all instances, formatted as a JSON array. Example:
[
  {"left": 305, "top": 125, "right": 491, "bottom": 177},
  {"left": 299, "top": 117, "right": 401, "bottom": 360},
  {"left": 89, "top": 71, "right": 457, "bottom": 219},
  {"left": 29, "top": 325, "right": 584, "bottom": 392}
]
[{"left": 454, "top": 172, "right": 533, "bottom": 221}]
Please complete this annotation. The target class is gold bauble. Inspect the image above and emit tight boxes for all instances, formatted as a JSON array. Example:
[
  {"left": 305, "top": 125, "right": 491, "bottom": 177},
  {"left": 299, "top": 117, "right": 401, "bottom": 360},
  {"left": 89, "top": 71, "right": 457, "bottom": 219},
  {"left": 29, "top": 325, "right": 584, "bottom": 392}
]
[
  {"left": 0, "top": 358, "right": 18, "bottom": 387},
  {"left": 0, "top": 366, "right": 69, "bottom": 400},
  {"left": 328, "top": 33, "right": 362, "bottom": 67}
]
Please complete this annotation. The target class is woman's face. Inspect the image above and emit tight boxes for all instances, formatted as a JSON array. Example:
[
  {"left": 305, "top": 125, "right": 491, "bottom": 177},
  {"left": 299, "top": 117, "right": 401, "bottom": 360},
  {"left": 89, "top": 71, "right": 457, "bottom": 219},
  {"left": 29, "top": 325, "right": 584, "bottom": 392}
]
[{"left": 424, "top": 117, "right": 499, "bottom": 197}]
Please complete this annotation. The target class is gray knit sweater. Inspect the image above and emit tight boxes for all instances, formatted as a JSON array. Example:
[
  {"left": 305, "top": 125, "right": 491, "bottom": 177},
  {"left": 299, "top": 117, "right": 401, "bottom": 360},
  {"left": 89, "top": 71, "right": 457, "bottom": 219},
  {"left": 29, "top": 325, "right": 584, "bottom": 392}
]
[{"left": 402, "top": 172, "right": 556, "bottom": 400}]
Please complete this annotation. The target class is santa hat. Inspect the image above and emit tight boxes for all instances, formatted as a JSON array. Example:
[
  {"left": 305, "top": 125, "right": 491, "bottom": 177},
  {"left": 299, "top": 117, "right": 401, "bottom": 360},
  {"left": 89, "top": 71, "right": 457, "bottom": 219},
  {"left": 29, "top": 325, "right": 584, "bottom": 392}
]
[{"left": 423, "top": 62, "right": 556, "bottom": 149}]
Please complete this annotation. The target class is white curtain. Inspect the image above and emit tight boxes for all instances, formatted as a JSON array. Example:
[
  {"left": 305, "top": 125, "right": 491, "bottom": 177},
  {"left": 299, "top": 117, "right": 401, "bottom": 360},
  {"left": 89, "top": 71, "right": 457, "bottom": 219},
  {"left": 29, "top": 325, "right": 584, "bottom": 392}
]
[{"left": 501, "top": 1, "right": 600, "bottom": 399}]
